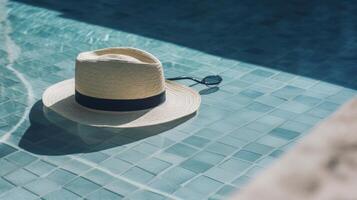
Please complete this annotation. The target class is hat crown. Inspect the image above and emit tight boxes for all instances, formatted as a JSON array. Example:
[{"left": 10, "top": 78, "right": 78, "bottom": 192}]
[{"left": 75, "top": 47, "right": 165, "bottom": 100}]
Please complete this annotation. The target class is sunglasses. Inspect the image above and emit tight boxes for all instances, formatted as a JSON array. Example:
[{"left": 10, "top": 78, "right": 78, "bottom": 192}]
[{"left": 167, "top": 75, "right": 223, "bottom": 86}]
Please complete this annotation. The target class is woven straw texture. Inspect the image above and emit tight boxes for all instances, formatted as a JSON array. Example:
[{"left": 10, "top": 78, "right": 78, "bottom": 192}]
[{"left": 75, "top": 47, "right": 165, "bottom": 99}]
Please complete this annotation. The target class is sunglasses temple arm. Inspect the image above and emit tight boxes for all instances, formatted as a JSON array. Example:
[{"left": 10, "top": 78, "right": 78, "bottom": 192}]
[{"left": 166, "top": 76, "right": 203, "bottom": 84}]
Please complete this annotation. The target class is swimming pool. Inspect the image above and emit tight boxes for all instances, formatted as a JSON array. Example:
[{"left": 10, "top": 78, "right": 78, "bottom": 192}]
[{"left": 0, "top": 1, "right": 356, "bottom": 199}]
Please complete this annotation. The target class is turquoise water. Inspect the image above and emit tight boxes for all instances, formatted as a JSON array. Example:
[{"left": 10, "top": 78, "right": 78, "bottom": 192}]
[{"left": 0, "top": 1, "right": 356, "bottom": 200}]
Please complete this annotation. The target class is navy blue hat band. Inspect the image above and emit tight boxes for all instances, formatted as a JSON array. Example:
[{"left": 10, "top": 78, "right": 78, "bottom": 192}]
[{"left": 75, "top": 90, "right": 166, "bottom": 111}]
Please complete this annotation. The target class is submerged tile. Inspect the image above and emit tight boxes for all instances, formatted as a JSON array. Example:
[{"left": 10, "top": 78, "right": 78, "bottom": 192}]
[
  {"left": 3, "top": 168, "right": 37, "bottom": 185},
  {"left": 0, "top": 187, "right": 38, "bottom": 200},
  {"left": 42, "top": 188, "right": 81, "bottom": 200},
  {"left": 129, "top": 190, "right": 166, "bottom": 200},
  {"left": 64, "top": 177, "right": 101, "bottom": 197},
  {"left": 24, "top": 178, "right": 60, "bottom": 196},
  {"left": 0, "top": 143, "right": 17, "bottom": 158},
  {"left": 105, "top": 179, "right": 138, "bottom": 196},
  {"left": 86, "top": 188, "right": 124, "bottom": 200}
]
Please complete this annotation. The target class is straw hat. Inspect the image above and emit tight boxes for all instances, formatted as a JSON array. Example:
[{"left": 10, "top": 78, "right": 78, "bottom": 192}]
[{"left": 42, "top": 47, "right": 201, "bottom": 128}]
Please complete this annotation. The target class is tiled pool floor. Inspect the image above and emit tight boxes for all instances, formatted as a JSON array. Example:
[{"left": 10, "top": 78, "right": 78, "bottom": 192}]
[{"left": 0, "top": 1, "right": 356, "bottom": 200}]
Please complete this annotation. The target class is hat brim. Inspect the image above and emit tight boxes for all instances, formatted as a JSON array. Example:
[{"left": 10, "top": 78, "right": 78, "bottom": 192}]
[{"left": 42, "top": 79, "right": 201, "bottom": 128}]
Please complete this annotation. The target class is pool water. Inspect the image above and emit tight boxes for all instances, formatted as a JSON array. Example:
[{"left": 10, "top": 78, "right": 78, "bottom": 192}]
[{"left": 0, "top": 1, "right": 356, "bottom": 200}]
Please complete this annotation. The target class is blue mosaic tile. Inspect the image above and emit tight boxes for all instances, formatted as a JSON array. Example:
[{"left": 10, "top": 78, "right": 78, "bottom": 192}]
[
  {"left": 164, "top": 143, "right": 198, "bottom": 158},
  {"left": 293, "top": 95, "right": 322, "bottom": 106},
  {"left": 308, "top": 107, "right": 332, "bottom": 118},
  {"left": 215, "top": 185, "right": 237, "bottom": 197},
  {"left": 80, "top": 152, "right": 110, "bottom": 163},
  {"left": 105, "top": 179, "right": 138, "bottom": 196},
  {"left": 272, "top": 85, "right": 305, "bottom": 100},
  {"left": 40, "top": 156, "right": 72, "bottom": 167},
  {"left": 232, "top": 175, "right": 251, "bottom": 187},
  {"left": 149, "top": 177, "right": 180, "bottom": 194},
  {"left": 250, "top": 85, "right": 274, "bottom": 95},
  {"left": 0, "top": 187, "right": 39, "bottom": 200},
  {"left": 24, "top": 178, "right": 60, "bottom": 196},
  {"left": 240, "top": 89, "right": 264, "bottom": 98},
  {"left": 161, "top": 166, "right": 196, "bottom": 186},
  {"left": 0, "top": 178, "right": 14, "bottom": 195},
  {"left": 246, "top": 102, "right": 274, "bottom": 113},
  {"left": 24, "top": 160, "right": 56, "bottom": 176},
  {"left": 42, "top": 189, "right": 81, "bottom": 200},
  {"left": 194, "top": 128, "right": 222, "bottom": 139},
  {"left": 225, "top": 109, "right": 262, "bottom": 125},
  {"left": 327, "top": 89, "right": 356, "bottom": 104},
  {"left": 271, "top": 72, "right": 295, "bottom": 82},
  {"left": 193, "top": 151, "right": 225, "bottom": 165},
  {"left": 243, "top": 142, "right": 274, "bottom": 155},
  {"left": 205, "top": 142, "right": 237, "bottom": 156},
  {"left": 182, "top": 135, "right": 210, "bottom": 148},
  {"left": 230, "top": 127, "right": 264, "bottom": 142},
  {"left": 270, "top": 108, "right": 298, "bottom": 120},
  {"left": 269, "top": 128, "right": 301, "bottom": 140},
  {"left": 0, "top": 143, "right": 17, "bottom": 158},
  {"left": 279, "top": 101, "right": 311, "bottom": 114},
  {"left": 129, "top": 190, "right": 166, "bottom": 200},
  {"left": 289, "top": 77, "right": 317, "bottom": 88},
  {"left": 256, "top": 114, "right": 285, "bottom": 126},
  {"left": 0, "top": 159, "right": 18, "bottom": 176},
  {"left": 255, "top": 95, "right": 286, "bottom": 107},
  {"left": 61, "top": 159, "right": 90, "bottom": 175},
  {"left": 233, "top": 150, "right": 261, "bottom": 162},
  {"left": 3, "top": 168, "right": 37, "bottom": 185},
  {"left": 317, "top": 101, "right": 340, "bottom": 112},
  {"left": 137, "top": 157, "right": 171, "bottom": 175},
  {"left": 100, "top": 157, "right": 132, "bottom": 174},
  {"left": 122, "top": 167, "right": 155, "bottom": 184},
  {"left": 180, "top": 159, "right": 213, "bottom": 174},
  {"left": 240, "top": 73, "right": 267, "bottom": 83},
  {"left": 185, "top": 175, "right": 223, "bottom": 196},
  {"left": 205, "top": 167, "right": 238, "bottom": 183},
  {"left": 145, "top": 136, "right": 175, "bottom": 148},
  {"left": 47, "top": 168, "right": 77, "bottom": 185},
  {"left": 115, "top": 149, "right": 147, "bottom": 164},
  {"left": 86, "top": 188, "right": 124, "bottom": 200},
  {"left": 64, "top": 177, "right": 101, "bottom": 197},
  {"left": 245, "top": 165, "right": 264, "bottom": 178},
  {"left": 251, "top": 69, "right": 275, "bottom": 77},
  {"left": 257, "top": 156, "right": 276, "bottom": 166},
  {"left": 5, "top": 151, "right": 37, "bottom": 167},
  {"left": 244, "top": 121, "right": 274, "bottom": 133},
  {"left": 132, "top": 142, "right": 159, "bottom": 155},
  {"left": 174, "top": 187, "right": 206, "bottom": 200},
  {"left": 217, "top": 135, "right": 246, "bottom": 148},
  {"left": 219, "top": 158, "right": 252, "bottom": 173},
  {"left": 294, "top": 113, "right": 322, "bottom": 125},
  {"left": 310, "top": 82, "right": 342, "bottom": 95},
  {"left": 270, "top": 150, "right": 285, "bottom": 158},
  {"left": 83, "top": 169, "right": 116, "bottom": 185},
  {"left": 280, "top": 120, "right": 311, "bottom": 133},
  {"left": 226, "top": 94, "right": 254, "bottom": 106},
  {"left": 256, "top": 135, "right": 288, "bottom": 148}
]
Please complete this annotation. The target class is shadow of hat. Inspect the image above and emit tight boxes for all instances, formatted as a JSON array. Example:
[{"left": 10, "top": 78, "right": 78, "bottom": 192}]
[{"left": 19, "top": 100, "right": 195, "bottom": 155}]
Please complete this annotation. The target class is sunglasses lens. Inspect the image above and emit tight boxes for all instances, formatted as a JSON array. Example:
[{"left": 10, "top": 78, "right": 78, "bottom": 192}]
[{"left": 202, "top": 75, "right": 222, "bottom": 85}]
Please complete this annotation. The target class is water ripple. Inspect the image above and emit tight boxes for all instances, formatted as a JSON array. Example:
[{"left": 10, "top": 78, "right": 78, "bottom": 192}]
[{"left": 0, "top": 0, "right": 34, "bottom": 142}]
